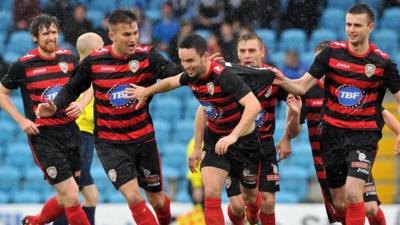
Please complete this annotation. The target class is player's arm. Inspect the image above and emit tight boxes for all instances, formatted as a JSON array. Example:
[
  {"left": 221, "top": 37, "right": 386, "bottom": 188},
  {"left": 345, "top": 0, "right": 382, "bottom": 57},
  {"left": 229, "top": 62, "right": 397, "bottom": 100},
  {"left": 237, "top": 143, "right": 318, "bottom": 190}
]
[
  {"left": 277, "top": 95, "right": 302, "bottom": 160},
  {"left": 65, "top": 85, "right": 94, "bottom": 118},
  {"left": 216, "top": 73, "right": 261, "bottom": 155},
  {"left": 189, "top": 105, "right": 207, "bottom": 173},
  {"left": 0, "top": 62, "right": 39, "bottom": 135},
  {"left": 36, "top": 57, "right": 93, "bottom": 118},
  {"left": 382, "top": 108, "right": 400, "bottom": 156},
  {"left": 126, "top": 72, "right": 184, "bottom": 109}
]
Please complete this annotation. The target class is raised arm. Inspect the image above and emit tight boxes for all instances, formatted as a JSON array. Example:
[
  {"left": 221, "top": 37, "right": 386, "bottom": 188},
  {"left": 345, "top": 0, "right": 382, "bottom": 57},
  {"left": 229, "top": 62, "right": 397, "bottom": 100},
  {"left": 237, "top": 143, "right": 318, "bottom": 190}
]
[{"left": 273, "top": 70, "right": 317, "bottom": 96}]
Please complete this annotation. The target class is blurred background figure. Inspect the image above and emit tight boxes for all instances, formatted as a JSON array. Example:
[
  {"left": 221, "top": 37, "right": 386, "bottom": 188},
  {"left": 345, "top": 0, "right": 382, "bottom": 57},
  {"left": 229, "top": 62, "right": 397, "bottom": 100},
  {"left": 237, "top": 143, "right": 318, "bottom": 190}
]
[{"left": 282, "top": 50, "right": 308, "bottom": 79}]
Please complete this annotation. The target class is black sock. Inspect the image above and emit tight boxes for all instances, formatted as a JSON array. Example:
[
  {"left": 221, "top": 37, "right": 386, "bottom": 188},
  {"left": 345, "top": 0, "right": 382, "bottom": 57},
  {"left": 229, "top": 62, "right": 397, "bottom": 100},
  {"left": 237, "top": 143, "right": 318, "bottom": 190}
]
[
  {"left": 52, "top": 215, "right": 68, "bottom": 225},
  {"left": 83, "top": 206, "right": 96, "bottom": 225}
]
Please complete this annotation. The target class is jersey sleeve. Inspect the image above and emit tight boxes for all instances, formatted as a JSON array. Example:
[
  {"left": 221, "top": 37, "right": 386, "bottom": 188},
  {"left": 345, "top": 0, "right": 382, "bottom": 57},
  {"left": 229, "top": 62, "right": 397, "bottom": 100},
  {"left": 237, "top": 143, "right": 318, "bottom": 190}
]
[
  {"left": 230, "top": 64, "right": 276, "bottom": 95},
  {"left": 179, "top": 72, "right": 190, "bottom": 86},
  {"left": 53, "top": 56, "right": 93, "bottom": 110},
  {"left": 299, "top": 96, "right": 307, "bottom": 124},
  {"left": 219, "top": 71, "right": 251, "bottom": 101},
  {"left": 1, "top": 61, "right": 25, "bottom": 89},
  {"left": 149, "top": 48, "right": 182, "bottom": 79},
  {"left": 383, "top": 59, "right": 400, "bottom": 94},
  {"left": 276, "top": 87, "right": 288, "bottom": 101},
  {"left": 308, "top": 47, "right": 331, "bottom": 79}
]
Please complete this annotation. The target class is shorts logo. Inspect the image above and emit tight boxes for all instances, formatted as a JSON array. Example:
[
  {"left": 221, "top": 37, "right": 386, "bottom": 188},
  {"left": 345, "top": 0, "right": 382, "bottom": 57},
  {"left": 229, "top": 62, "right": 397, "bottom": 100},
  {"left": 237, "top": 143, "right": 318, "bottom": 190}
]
[
  {"left": 143, "top": 168, "right": 151, "bottom": 177},
  {"left": 351, "top": 162, "right": 370, "bottom": 170},
  {"left": 46, "top": 166, "right": 57, "bottom": 179},
  {"left": 337, "top": 85, "right": 366, "bottom": 108},
  {"left": 108, "top": 169, "right": 117, "bottom": 182},
  {"left": 58, "top": 62, "right": 69, "bottom": 74},
  {"left": 207, "top": 82, "right": 214, "bottom": 95},
  {"left": 129, "top": 60, "right": 139, "bottom": 73},
  {"left": 107, "top": 84, "right": 135, "bottom": 108},
  {"left": 42, "top": 85, "right": 63, "bottom": 102},
  {"left": 357, "top": 150, "right": 371, "bottom": 163},
  {"left": 272, "top": 164, "right": 279, "bottom": 174},
  {"left": 365, "top": 64, "right": 376, "bottom": 77},
  {"left": 264, "top": 86, "right": 273, "bottom": 98},
  {"left": 225, "top": 176, "right": 232, "bottom": 189},
  {"left": 267, "top": 174, "right": 279, "bottom": 181},
  {"left": 242, "top": 168, "right": 257, "bottom": 185}
]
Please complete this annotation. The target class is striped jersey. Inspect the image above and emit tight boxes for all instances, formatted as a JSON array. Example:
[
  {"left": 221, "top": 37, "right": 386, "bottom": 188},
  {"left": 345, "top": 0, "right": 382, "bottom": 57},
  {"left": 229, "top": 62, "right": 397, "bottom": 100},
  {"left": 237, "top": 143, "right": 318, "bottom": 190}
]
[
  {"left": 308, "top": 41, "right": 400, "bottom": 130},
  {"left": 53, "top": 45, "right": 181, "bottom": 143},
  {"left": 1, "top": 48, "right": 77, "bottom": 126},
  {"left": 180, "top": 61, "right": 275, "bottom": 136}
]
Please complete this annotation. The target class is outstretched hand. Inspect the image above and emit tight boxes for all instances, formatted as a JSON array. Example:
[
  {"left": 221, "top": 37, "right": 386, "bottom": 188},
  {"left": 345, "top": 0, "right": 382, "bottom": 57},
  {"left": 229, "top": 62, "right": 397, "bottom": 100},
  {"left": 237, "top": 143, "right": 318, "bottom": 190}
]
[
  {"left": 36, "top": 100, "right": 57, "bottom": 118},
  {"left": 123, "top": 84, "right": 148, "bottom": 109}
]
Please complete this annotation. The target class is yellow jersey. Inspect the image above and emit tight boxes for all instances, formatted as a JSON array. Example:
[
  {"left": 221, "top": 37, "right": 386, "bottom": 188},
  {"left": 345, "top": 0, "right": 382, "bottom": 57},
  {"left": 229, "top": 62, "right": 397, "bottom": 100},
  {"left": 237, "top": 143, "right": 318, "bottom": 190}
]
[{"left": 76, "top": 98, "right": 94, "bottom": 134}]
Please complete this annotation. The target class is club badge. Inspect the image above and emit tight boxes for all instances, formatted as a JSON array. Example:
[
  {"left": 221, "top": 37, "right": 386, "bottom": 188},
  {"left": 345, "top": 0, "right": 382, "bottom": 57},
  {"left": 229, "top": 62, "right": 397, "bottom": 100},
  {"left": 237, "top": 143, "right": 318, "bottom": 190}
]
[
  {"left": 207, "top": 82, "right": 214, "bottom": 95},
  {"left": 364, "top": 64, "right": 376, "bottom": 77},
  {"left": 129, "top": 60, "right": 139, "bottom": 73},
  {"left": 58, "top": 62, "right": 69, "bottom": 74}
]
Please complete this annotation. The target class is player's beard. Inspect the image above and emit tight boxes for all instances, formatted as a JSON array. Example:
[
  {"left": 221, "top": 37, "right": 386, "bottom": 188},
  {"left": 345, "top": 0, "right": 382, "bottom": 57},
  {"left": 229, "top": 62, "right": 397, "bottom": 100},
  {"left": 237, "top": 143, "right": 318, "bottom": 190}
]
[{"left": 40, "top": 40, "right": 58, "bottom": 54}]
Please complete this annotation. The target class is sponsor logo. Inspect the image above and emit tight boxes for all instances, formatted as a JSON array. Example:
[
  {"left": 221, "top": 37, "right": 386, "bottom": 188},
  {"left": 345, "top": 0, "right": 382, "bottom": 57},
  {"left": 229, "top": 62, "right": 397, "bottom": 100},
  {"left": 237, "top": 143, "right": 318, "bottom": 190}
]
[
  {"left": 42, "top": 85, "right": 63, "bottom": 102},
  {"left": 351, "top": 161, "right": 370, "bottom": 170},
  {"left": 108, "top": 169, "right": 117, "bottom": 182},
  {"left": 46, "top": 166, "right": 57, "bottom": 179},
  {"left": 311, "top": 100, "right": 323, "bottom": 106},
  {"left": 255, "top": 110, "right": 266, "bottom": 127},
  {"left": 336, "top": 62, "right": 351, "bottom": 69},
  {"left": 357, "top": 168, "right": 369, "bottom": 175},
  {"left": 107, "top": 84, "right": 135, "bottom": 108},
  {"left": 128, "top": 60, "right": 139, "bottom": 73},
  {"left": 206, "top": 82, "right": 214, "bottom": 95},
  {"left": 365, "top": 64, "right": 376, "bottom": 77},
  {"left": 200, "top": 102, "right": 221, "bottom": 119},
  {"left": 267, "top": 174, "right": 279, "bottom": 181},
  {"left": 32, "top": 68, "right": 47, "bottom": 75},
  {"left": 337, "top": 85, "right": 366, "bottom": 108},
  {"left": 100, "top": 66, "right": 116, "bottom": 72},
  {"left": 264, "top": 86, "right": 273, "bottom": 98},
  {"left": 58, "top": 62, "right": 68, "bottom": 73}
]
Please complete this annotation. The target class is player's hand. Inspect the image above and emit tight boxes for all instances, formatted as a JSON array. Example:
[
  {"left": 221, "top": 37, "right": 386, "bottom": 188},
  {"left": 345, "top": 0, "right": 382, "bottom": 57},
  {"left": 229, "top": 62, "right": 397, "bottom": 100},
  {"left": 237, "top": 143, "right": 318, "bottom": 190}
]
[
  {"left": 65, "top": 102, "right": 83, "bottom": 118},
  {"left": 209, "top": 52, "right": 224, "bottom": 62},
  {"left": 124, "top": 84, "right": 148, "bottom": 109},
  {"left": 18, "top": 118, "right": 40, "bottom": 135},
  {"left": 271, "top": 68, "right": 286, "bottom": 86},
  {"left": 36, "top": 100, "right": 57, "bottom": 118},
  {"left": 276, "top": 137, "right": 291, "bottom": 161},
  {"left": 286, "top": 94, "right": 302, "bottom": 115},
  {"left": 215, "top": 134, "right": 238, "bottom": 155},
  {"left": 188, "top": 147, "right": 203, "bottom": 173},
  {"left": 395, "top": 134, "right": 400, "bottom": 156}
]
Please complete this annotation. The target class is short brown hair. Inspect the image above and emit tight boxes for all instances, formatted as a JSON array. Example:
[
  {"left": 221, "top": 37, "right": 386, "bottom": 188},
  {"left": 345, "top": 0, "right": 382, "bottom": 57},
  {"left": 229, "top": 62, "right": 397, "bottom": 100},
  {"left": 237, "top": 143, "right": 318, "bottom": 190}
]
[
  {"left": 348, "top": 3, "right": 375, "bottom": 23},
  {"left": 108, "top": 9, "right": 138, "bottom": 26},
  {"left": 237, "top": 32, "right": 264, "bottom": 49},
  {"left": 29, "top": 14, "right": 60, "bottom": 37}
]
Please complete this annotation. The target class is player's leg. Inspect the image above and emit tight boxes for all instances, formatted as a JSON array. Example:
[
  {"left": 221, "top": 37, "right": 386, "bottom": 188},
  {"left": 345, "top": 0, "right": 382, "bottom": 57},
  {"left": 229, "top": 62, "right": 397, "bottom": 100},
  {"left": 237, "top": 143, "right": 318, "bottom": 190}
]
[
  {"left": 96, "top": 142, "right": 158, "bottom": 225},
  {"left": 364, "top": 176, "right": 386, "bottom": 225},
  {"left": 226, "top": 176, "right": 245, "bottom": 225},
  {"left": 258, "top": 139, "right": 279, "bottom": 225}
]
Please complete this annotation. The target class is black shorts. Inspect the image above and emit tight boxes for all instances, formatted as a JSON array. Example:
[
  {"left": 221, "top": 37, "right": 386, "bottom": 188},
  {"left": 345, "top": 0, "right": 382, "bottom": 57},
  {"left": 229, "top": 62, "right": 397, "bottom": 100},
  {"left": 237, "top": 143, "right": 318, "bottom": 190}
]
[
  {"left": 201, "top": 129, "right": 260, "bottom": 190},
  {"left": 28, "top": 122, "right": 81, "bottom": 185},
  {"left": 364, "top": 175, "right": 379, "bottom": 203},
  {"left": 226, "top": 138, "right": 279, "bottom": 197},
  {"left": 258, "top": 138, "right": 280, "bottom": 192},
  {"left": 320, "top": 124, "right": 381, "bottom": 188},
  {"left": 95, "top": 140, "right": 163, "bottom": 192}
]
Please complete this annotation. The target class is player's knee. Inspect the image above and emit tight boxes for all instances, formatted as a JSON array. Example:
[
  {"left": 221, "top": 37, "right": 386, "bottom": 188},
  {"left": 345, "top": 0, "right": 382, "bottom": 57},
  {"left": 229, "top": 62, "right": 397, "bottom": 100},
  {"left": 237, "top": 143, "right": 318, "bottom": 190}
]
[
  {"left": 365, "top": 203, "right": 379, "bottom": 217},
  {"left": 120, "top": 189, "right": 143, "bottom": 205},
  {"left": 147, "top": 192, "right": 165, "bottom": 208},
  {"left": 345, "top": 183, "right": 364, "bottom": 203},
  {"left": 332, "top": 201, "right": 346, "bottom": 213},
  {"left": 83, "top": 188, "right": 99, "bottom": 206},
  {"left": 62, "top": 189, "right": 81, "bottom": 206},
  {"left": 204, "top": 186, "right": 222, "bottom": 198},
  {"left": 230, "top": 200, "right": 245, "bottom": 215},
  {"left": 261, "top": 193, "right": 275, "bottom": 214}
]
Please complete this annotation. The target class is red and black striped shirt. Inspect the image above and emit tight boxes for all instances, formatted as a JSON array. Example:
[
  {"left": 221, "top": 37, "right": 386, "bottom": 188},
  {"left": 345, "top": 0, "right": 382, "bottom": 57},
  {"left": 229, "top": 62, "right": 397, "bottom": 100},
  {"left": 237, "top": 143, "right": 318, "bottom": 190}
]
[
  {"left": 1, "top": 48, "right": 77, "bottom": 126},
  {"left": 53, "top": 45, "right": 181, "bottom": 143},
  {"left": 308, "top": 41, "right": 400, "bottom": 130},
  {"left": 180, "top": 61, "right": 274, "bottom": 136}
]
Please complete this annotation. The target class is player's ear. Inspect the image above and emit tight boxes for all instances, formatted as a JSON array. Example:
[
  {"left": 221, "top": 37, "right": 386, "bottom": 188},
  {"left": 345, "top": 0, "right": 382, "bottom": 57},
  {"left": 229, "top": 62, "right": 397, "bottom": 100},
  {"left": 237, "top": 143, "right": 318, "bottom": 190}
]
[{"left": 108, "top": 31, "right": 114, "bottom": 42}]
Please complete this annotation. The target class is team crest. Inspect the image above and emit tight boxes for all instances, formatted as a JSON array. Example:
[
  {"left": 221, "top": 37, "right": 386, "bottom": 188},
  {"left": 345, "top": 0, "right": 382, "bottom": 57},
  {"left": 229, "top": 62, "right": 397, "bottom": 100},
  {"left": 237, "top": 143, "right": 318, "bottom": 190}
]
[
  {"left": 58, "top": 62, "right": 68, "bottom": 74},
  {"left": 108, "top": 169, "right": 117, "bottom": 182},
  {"left": 264, "top": 86, "right": 273, "bottom": 98},
  {"left": 225, "top": 176, "right": 232, "bottom": 189},
  {"left": 46, "top": 166, "right": 57, "bottom": 179},
  {"left": 364, "top": 64, "right": 376, "bottom": 77},
  {"left": 207, "top": 82, "right": 214, "bottom": 95},
  {"left": 129, "top": 60, "right": 139, "bottom": 73}
]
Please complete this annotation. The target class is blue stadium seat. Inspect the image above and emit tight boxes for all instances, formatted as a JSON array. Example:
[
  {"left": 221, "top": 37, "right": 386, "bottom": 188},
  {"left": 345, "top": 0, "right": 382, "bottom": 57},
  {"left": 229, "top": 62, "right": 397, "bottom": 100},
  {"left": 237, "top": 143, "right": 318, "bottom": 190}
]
[
  {"left": 153, "top": 119, "right": 172, "bottom": 152},
  {"left": 0, "top": 191, "right": 9, "bottom": 203},
  {"left": 162, "top": 142, "right": 187, "bottom": 178},
  {"left": 380, "top": 7, "right": 400, "bottom": 32},
  {"left": 173, "top": 119, "right": 194, "bottom": 144},
  {"left": 118, "top": 0, "right": 137, "bottom": 8},
  {"left": 22, "top": 167, "right": 50, "bottom": 193},
  {"left": 319, "top": 8, "right": 346, "bottom": 37},
  {"left": 3, "top": 52, "right": 20, "bottom": 64},
  {"left": 183, "top": 98, "right": 199, "bottom": 120},
  {"left": 4, "top": 144, "right": 34, "bottom": 173},
  {"left": 0, "top": 0, "right": 12, "bottom": 11},
  {"left": 279, "top": 29, "right": 307, "bottom": 53},
  {"left": 280, "top": 166, "right": 309, "bottom": 201},
  {"left": 152, "top": 96, "right": 183, "bottom": 121},
  {"left": 308, "top": 29, "right": 337, "bottom": 51},
  {"left": 0, "top": 166, "right": 21, "bottom": 193},
  {"left": 372, "top": 29, "right": 398, "bottom": 57},
  {"left": 85, "top": 9, "right": 105, "bottom": 28},
  {"left": 11, "top": 190, "right": 41, "bottom": 203},
  {"left": 327, "top": 0, "right": 356, "bottom": 11},
  {"left": 268, "top": 51, "right": 285, "bottom": 69},
  {"left": 195, "top": 29, "right": 211, "bottom": 39},
  {"left": 0, "top": 11, "right": 10, "bottom": 33},
  {"left": 145, "top": 9, "right": 161, "bottom": 21},
  {"left": 0, "top": 120, "right": 18, "bottom": 145},
  {"left": 300, "top": 51, "right": 315, "bottom": 66},
  {"left": 88, "top": 0, "right": 117, "bottom": 13},
  {"left": 148, "top": 0, "right": 163, "bottom": 10},
  {"left": 256, "top": 29, "right": 276, "bottom": 52},
  {"left": 6, "top": 31, "right": 35, "bottom": 56},
  {"left": 276, "top": 191, "right": 301, "bottom": 203},
  {"left": 165, "top": 86, "right": 193, "bottom": 101}
]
